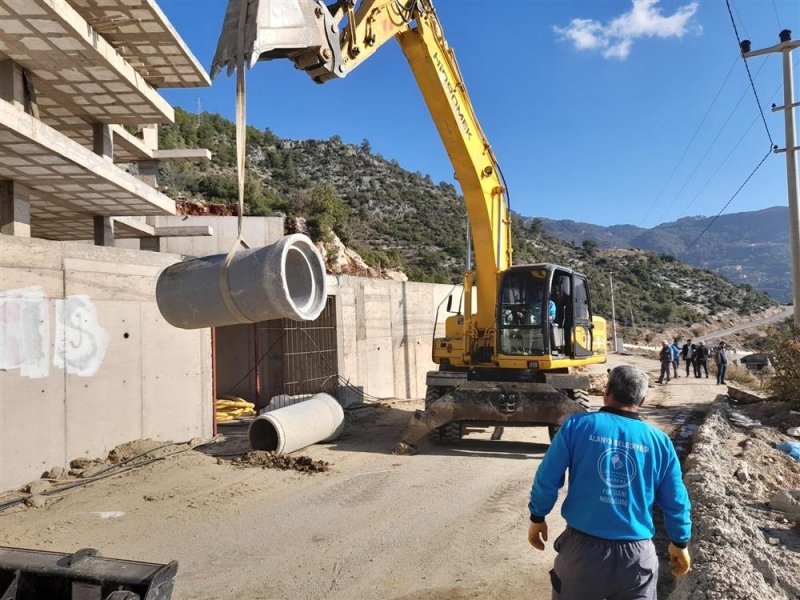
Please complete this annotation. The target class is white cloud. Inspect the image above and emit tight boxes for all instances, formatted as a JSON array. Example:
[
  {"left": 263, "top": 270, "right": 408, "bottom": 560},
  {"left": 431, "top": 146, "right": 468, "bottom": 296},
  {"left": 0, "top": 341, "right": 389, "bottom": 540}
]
[{"left": 554, "top": 0, "right": 700, "bottom": 60}]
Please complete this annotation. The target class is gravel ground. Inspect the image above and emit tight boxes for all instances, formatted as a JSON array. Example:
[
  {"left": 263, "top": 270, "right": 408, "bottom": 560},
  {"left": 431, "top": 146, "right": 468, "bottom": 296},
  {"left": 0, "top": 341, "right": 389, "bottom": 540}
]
[
  {"left": 669, "top": 399, "right": 800, "bottom": 600},
  {"left": 0, "top": 353, "right": 722, "bottom": 599}
]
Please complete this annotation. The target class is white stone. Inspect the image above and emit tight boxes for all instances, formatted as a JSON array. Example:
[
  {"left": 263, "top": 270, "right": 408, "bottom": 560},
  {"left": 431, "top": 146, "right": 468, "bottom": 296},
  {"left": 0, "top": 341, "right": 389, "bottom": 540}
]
[
  {"left": 26, "top": 479, "right": 51, "bottom": 495},
  {"left": 25, "top": 494, "right": 47, "bottom": 508},
  {"left": 769, "top": 490, "right": 800, "bottom": 515},
  {"left": 46, "top": 466, "right": 65, "bottom": 479},
  {"left": 734, "top": 463, "right": 749, "bottom": 483}
]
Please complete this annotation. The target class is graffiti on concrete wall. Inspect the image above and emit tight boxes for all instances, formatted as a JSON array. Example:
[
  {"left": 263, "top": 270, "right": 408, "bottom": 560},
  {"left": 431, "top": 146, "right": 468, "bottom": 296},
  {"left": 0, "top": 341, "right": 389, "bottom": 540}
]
[
  {"left": 0, "top": 288, "right": 109, "bottom": 379},
  {"left": 0, "top": 287, "right": 50, "bottom": 378},
  {"left": 54, "top": 295, "right": 110, "bottom": 377}
]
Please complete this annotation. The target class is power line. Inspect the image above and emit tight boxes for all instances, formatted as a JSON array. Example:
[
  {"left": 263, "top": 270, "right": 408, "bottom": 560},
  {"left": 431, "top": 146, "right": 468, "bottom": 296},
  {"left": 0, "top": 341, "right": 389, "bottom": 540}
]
[
  {"left": 654, "top": 57, "right": 770, "bottom": 224},
  {"left": 678, "top": 149, "right": 772, "bottom": 259},
  {"left": 725, "top": 0, "right": 775, "bottom": 148},
  {"left": 729, "top": 0, "right": 750, "bottom": 40},
  {"left": 639, "top": 55, "right": 739, "bottom": 227},
  {"left": 676, "top": 115, "right": 757, "bottom": 217},
  {"left": 769, "top": 0, "right": 782, "bottom": 29},
  {"left": 676, "top": 61, "right": 796, "bottom": 218}
]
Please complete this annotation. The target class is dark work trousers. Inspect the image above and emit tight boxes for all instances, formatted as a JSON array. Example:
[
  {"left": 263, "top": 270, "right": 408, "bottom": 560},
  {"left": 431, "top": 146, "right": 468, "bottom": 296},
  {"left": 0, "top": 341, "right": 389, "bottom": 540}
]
[
  {"left": 717, "top": 363, "right": 727, "bottom": 384},
  {"left": 657, "top": 361, "right": 671, "bottom": 383},
  {"left": 550, "top": 527, "right": 658, "bottom": 600},
  {"left": 672, "top": 359, "right": 679, "bottom": 378},
  {"left": 696, "top": 358, "right": 709, "bottom": 378},
  {"left": 684, "top": 357, "right": 695, "bottom": 377}
]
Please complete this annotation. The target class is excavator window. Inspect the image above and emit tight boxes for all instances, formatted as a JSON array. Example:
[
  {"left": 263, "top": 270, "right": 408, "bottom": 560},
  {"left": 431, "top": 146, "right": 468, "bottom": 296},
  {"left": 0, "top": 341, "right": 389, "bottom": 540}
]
[
  {"left": 573, "top": 277, "right": 591, "bottom": 321},
  {"left": 498, "top": 270, "right": 548, "bottom": 356}
]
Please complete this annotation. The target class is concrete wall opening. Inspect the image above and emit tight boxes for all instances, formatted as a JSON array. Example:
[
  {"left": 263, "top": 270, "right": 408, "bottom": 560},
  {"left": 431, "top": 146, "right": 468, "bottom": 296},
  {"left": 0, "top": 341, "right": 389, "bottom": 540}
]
[{"left": 213, "top": 296, "right": 339, "bottom": 412}]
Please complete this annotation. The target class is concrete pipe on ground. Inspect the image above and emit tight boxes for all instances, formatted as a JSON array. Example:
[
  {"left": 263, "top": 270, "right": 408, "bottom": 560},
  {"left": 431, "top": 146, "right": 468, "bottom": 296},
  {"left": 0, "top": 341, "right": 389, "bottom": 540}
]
[
  {"left": 156, "top": 234, "right": 327, "bottom": 329},
  {"left": 249, "top": 393, "right": 344, "bottom": 454}
]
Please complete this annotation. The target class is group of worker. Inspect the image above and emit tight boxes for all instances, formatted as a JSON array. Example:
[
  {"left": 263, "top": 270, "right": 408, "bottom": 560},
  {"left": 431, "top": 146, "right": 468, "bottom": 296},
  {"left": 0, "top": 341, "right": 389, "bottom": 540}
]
[
  {"left": 527, "top": 365, "right": 692, "bottom": 599},
  {"left": 659, "top": 338, "right": 730, "bottom": 385}
]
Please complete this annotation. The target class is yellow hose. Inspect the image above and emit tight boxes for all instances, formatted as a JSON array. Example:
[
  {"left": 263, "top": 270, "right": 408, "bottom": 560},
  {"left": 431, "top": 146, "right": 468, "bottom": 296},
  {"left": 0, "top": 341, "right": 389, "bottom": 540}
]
[{"left": 216, "top": 397, "right": 256, "bottom": 422}]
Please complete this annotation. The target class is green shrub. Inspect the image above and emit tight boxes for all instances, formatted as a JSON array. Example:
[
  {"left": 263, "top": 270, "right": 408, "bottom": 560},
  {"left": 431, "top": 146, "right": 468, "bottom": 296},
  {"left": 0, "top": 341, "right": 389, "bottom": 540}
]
[{"left": 765, "top": 326, "right": 800, "bottom": 407}]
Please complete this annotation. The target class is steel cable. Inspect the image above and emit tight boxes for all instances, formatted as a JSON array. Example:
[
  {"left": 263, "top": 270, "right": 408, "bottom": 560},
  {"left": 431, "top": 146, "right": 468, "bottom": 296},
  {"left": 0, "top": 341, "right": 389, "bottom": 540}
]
[
  {"left": 639, "top": 56, "right": 740, "bottom": 226},
  {"left": 678, "top": 148, "right": 772, "bottom": 259},
  {"left": 654, "top": 57, "right": 770, "bottom": 224},
  {"left": 725, "top": 0, "right": 775, "bottom": 148}
]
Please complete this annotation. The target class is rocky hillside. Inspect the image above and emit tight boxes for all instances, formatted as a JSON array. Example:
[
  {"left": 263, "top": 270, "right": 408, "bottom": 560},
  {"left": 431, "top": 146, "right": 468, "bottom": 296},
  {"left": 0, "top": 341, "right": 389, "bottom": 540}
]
[
  {"left": 155, "top": 108, "right": 775, "bottom": 327},
  {"left": 537, "top": 207, "right": 789, "bottom": 302}
]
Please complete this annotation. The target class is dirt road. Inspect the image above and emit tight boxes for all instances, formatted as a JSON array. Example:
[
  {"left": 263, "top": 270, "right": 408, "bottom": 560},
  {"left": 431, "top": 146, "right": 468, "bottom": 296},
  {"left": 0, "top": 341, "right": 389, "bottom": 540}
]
[
  {"left": 0, "top": 354, "right": 721, "bottom": 600},
  {"left": 699, "top": 304, "right": 792, "bottom": 343}
]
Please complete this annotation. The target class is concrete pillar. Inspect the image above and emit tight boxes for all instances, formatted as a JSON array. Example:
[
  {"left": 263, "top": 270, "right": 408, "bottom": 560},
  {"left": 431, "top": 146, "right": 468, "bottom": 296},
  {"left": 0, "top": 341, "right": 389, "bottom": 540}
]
[
  {"left": 0, "top": 181, "right": 31, "bottom": 237},
  {"left": 135, "top": 126, "right": 159, "bottom": 188},
  {"left": 93, "top": 216, "right": 114, "bottom": 246},
  {"left": 137, "top": 160, "right": 159, "bottom": 188},
  {"left": 140, "top": 124, "right": 159, "bottom": 151},
  {"left": 0, "top": 59, "right": 25, "bottom": 109},
  {"left": 90, "top": 123, "right": 115, "bottom": 245},
  {"left": 140, "top": 236, "right": 162, "bottom": 252},
  {"left": 92, "top": 123, "right": 114, "bottom": 161}
]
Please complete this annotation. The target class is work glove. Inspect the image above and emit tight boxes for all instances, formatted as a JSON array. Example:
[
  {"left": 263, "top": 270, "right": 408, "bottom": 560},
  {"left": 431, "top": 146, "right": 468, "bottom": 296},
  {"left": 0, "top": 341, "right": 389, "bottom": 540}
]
[
  {"left": 528, "top": 521, "right": 548, "bottom": 551},
  {"left": 668, "top": 543, "right": 691, "bottom": 576}
]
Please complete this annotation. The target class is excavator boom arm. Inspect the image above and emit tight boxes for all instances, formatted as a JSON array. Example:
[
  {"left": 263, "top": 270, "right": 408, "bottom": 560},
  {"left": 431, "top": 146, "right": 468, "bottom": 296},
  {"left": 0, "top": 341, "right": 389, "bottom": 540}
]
[
  {"left": 396, "top": 9, "right": 511, "bottom": 332},
  {"left": 213, "top": 0, "right": 512, "bottom": 336}
]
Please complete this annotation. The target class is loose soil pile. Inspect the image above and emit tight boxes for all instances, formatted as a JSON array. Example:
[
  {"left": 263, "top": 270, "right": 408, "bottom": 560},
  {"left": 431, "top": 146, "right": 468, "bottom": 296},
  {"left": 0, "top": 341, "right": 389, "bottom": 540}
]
[
  {"left": 669, "top": 399, "right": 800, "bottom": 600},
  {"left": 107, "top": 439, "right": 174, "bottom": 464},
  {"left": 233, "top": 450, "right": 330, "bottom": 473},
  {"left": 0, "top": 439, "right": 198, "bottom": 512}
]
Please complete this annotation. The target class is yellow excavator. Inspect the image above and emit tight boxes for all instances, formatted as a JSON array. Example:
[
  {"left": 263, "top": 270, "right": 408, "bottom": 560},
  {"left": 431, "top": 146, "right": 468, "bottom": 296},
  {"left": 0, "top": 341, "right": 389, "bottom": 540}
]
[{"left": 212, "top": 0, "right": 608, "bottom": 453}]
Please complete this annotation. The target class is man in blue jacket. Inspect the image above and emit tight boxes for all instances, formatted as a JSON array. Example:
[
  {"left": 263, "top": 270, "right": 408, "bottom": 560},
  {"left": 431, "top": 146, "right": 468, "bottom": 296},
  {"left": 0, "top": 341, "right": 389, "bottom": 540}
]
[
  {"left": 527, "top": 365, "right": 691, "bottom": 599},
  {"left": 670, "top": 338, "right": 681, "bottom": 379}
]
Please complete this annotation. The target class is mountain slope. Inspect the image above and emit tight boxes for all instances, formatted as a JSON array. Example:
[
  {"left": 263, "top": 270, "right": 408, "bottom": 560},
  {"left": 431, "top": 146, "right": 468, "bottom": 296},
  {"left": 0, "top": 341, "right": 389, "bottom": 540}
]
[
  {"left": 537, "top": 207, "right": 790, "bottom": 301},
  {"left": 155, "top": 108, "right": 776, "bottom": 327}
]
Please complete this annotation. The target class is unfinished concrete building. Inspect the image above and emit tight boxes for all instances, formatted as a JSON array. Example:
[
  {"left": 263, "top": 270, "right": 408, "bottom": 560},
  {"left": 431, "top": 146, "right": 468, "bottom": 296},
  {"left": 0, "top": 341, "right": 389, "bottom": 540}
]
[
  {"left": 0, "top": 0, "right": 215, "bottom": 491},
  {"left": 0, "top": 0, "right": 454, "bottom": 493}
]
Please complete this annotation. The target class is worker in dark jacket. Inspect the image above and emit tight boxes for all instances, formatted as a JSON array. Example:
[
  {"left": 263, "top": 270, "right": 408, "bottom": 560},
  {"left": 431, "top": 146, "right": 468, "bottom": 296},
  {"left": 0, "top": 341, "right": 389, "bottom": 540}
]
[
  {"left": 695, "top": 341, "right": 710, "bottom": 378},
  {"left": 681, "top": 339, "right": 696, "bottom": 378},
  {"left": 528, "top": 365, "right": 692, "bottom": 599},
  {"left": 714, "top": 341, "right": 729, "bottom": 385},
  {"left": 656, "top": 340, "right": 672, "bottom": 385}
]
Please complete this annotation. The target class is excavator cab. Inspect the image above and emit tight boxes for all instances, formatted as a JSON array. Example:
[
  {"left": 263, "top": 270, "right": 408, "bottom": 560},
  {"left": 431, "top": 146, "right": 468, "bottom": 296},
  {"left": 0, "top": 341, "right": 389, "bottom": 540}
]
[
  {"left": 498, "top": 267, "right": 551, "bottom": 357},
  {"left": 497, "top": 264, "right": 596, "bottom": 362}
]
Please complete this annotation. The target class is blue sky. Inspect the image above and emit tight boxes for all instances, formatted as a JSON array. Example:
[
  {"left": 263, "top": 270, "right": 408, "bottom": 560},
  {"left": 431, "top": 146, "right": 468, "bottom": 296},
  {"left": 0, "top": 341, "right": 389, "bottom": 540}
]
[{"left": 159, "top": 1, "right": 799, "bottom": 227}]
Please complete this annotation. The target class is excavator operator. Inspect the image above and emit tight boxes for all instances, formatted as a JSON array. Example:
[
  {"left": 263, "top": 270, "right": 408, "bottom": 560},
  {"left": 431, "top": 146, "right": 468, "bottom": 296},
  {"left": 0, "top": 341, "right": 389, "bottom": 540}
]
[{"left": 527, "top": 365, "right": 692, "bottom": 599}]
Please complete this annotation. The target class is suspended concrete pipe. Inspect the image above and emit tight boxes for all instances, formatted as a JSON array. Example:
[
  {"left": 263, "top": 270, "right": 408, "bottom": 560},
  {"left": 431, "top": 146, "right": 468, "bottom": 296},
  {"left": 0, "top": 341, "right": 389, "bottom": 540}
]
[
  {"left": 249, "top": 393, "right": 344, "bottom": 454},
  {"left": 156, "top": 234, "right": 327, "bottom": 329}
]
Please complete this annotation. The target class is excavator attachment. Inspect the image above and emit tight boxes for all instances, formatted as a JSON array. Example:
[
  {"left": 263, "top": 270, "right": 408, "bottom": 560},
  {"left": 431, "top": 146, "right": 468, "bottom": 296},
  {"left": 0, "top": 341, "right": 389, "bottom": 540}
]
[
  {"left": 392, "top": 377, "right": 592, "bottom": 455},
  {"left": 0, "top": 547, "right": 177, "bottom": 600},
  {"left": 210, "top": 0, "right": 343, "bottom": 82}
]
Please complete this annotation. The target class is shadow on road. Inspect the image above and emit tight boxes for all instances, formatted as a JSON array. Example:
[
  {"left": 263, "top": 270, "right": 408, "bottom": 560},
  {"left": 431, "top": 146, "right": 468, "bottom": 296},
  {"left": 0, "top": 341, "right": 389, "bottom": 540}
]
[
  {"left": 415, "top": 439, "right": 550, "bottom": 460},
  {"left": 197, "top": 404, "right": 552, "bottom": 461}
]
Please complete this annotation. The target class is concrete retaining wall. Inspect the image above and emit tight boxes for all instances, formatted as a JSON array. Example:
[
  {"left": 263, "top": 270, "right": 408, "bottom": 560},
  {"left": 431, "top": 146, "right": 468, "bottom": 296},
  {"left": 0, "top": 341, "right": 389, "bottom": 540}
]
[
  {"left": 330, "top": 275, "right": 456, "bottom": 400},
  {"left": 0, "top": 222, "right": 461, "bottom": 490},
  {"left": 0, "top": 234, "right": 213, "bottom": 492}
]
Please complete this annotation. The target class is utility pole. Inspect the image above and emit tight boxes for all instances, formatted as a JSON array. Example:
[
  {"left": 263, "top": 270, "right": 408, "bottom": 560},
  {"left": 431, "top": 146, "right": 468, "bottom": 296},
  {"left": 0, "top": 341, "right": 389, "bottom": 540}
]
[
  {"left": 628, "top": 302, "right": 636, "bottom": 336},
  {"left": 742, "top": 30, "right": 800, "bottom": 325},
  {"left": 609, "top": 274, "right": 618, "bottom": 353}
]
